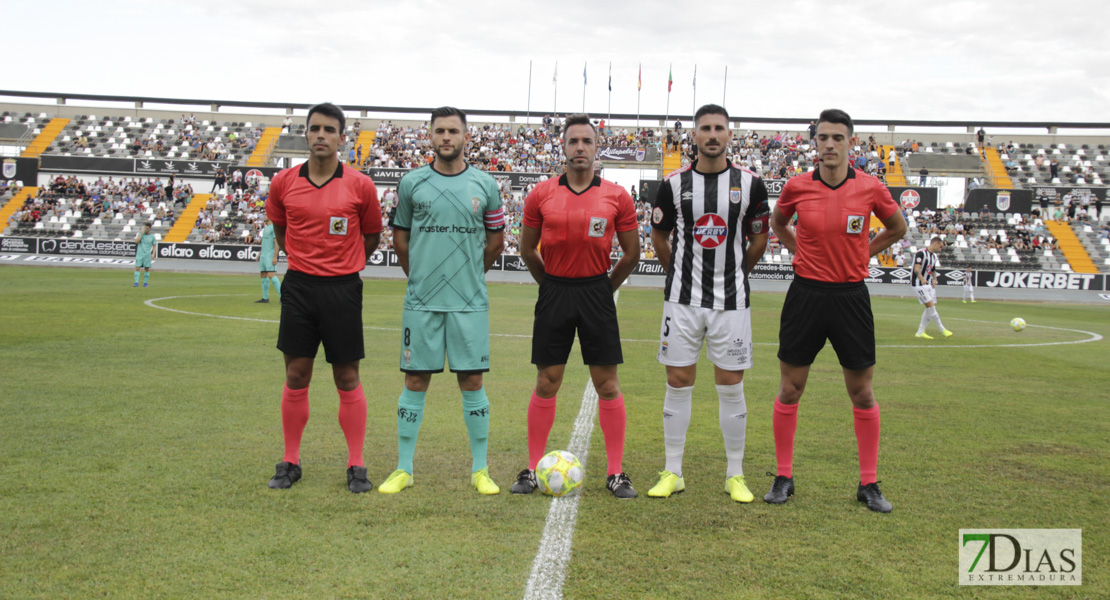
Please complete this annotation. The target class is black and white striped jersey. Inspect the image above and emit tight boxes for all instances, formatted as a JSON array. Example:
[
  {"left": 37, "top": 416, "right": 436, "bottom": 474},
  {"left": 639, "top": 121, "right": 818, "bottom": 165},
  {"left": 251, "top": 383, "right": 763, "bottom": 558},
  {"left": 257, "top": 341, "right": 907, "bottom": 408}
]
[
  {"left": 651, "top": 161, "right": 770, "bottom": 310},
  {"left": 913, "top": 249, "right": 939, "bottom": 286}
]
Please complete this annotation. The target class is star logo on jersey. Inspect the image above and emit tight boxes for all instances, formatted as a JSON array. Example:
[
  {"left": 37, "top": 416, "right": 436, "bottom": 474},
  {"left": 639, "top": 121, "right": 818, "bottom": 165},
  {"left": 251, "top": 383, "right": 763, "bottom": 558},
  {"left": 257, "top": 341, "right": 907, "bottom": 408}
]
[
  {"left": 693, "top": 214, "right": 728, "bottom": 249},
  {"left": 846, "top": 215, "right": 865, "bottom": 234},
  {"left": 900, "top": 189, "right": 921, "bottom": 209}
]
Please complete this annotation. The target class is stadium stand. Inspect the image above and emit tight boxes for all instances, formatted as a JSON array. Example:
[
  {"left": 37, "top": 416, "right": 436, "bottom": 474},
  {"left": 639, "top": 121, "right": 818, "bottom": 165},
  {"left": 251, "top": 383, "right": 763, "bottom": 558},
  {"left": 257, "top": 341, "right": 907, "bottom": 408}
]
[
  {"left": 4, "top": 97, "right": 1109, "bottom": 273},
  {"left": 21, "top": 118, "right": 68, "bottom": 158},
  {"left": 246, "top": 127, "right": 281, "bottom": 166}
]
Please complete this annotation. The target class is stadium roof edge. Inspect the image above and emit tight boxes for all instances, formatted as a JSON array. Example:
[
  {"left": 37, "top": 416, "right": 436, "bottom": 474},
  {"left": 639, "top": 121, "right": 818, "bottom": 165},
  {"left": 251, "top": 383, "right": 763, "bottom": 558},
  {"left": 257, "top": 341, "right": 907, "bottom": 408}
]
[{"left": 2, "top": 89, "right": 1108, "bottom": 130}]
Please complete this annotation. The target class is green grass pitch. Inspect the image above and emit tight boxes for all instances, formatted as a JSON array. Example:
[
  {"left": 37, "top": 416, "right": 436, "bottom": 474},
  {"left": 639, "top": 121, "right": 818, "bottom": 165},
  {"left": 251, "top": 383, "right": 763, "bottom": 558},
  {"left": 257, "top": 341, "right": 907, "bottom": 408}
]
[{"left": 0, "top": 266, "right": 1106, "bottom": 599}]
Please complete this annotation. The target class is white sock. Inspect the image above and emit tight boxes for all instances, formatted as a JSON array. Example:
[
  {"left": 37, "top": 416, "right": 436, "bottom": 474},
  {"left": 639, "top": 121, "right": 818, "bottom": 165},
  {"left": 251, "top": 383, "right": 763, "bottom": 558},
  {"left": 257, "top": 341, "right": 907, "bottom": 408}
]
[
  {"left": 918, "top": 309, "right": 931, "bottom": 334},
  {"left": 717, "top": 381, "right": 747, "bottom": 478},
  {"left": 928, "top": 306, "right": 946, "bottom": 331},
  {"left": 662, "top": 384, "right": 693, "bottom": 477}
]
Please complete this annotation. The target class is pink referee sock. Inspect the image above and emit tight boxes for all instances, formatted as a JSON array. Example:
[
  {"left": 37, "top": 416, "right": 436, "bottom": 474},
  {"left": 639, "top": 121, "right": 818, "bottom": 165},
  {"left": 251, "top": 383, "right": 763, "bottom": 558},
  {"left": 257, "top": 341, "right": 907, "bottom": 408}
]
[
  {"left": 337, "top": 384, "right": 367, "bottom": 468},
  {"left": 853, "top": 404, "right": 881, "bottom": 485},
  {"left": 281, "top": 384, "right": 310, "bottom": 465},
  {"left": 527, "top": 391, "right": 557, "bottom": 470},
  {"left": 773, "top": 397, "right": 799, "bottom": 479},
  {"left": 597, "top": 394, "right": 626, "bottom": 476}
]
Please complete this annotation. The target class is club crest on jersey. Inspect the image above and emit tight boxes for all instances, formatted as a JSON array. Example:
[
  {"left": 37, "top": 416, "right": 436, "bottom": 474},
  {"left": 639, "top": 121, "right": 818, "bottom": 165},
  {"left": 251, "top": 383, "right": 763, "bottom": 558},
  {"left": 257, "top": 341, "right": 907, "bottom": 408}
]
[
  {"left": 1, "top": 159, "right": 15, "bottom": 179},
  {"left": 751, "top": 220, "right": 763, "bottom": 234},
  {"left": 846, "top": 215, "right": 865, "bottom": 234},
  {"left": 729, "top": 187, "right": 741, "bottom": 204},
  {"left": 330, "top": 216, "right": 349, "bottom": 236},
  {"left": 471, "top": 197, "right": 482, "bottom": 215},
  {"left": 693, "top": 214, "right": 728, "bottom": 248},
  {"left": 652, "top": 207, "right": 664, "bottom": 225},
  {"left": 588, "top": 217, "right": 608, "bottom": 238}
]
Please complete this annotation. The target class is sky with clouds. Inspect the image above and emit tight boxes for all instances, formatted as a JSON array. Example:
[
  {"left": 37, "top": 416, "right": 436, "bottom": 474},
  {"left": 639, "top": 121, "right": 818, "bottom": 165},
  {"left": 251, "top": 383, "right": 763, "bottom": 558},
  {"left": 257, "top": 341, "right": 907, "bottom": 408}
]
[{"left": 5, "top": 0, "right": 1108, "bottom": 124}]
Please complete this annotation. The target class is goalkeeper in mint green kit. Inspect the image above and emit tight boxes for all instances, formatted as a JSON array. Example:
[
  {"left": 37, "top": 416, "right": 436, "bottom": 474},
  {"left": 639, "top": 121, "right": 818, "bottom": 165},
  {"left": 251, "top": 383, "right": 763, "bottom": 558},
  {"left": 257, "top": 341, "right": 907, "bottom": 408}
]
[
  {"left": 256, "top": 217, "right": 281, "bottom": 303},
  {"left": 380, "top": 106, "right": 506, "bottom": 495},
  {"left": 133, "top": 223, "right": 155, "bottom": 287}
]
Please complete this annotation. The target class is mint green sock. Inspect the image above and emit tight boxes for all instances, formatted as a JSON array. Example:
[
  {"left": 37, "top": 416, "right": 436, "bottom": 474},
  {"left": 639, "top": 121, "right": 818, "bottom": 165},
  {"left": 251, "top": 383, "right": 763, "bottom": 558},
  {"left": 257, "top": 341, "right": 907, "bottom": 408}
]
[
  {"left": 462, "top": 388, "right": 490, "bottom": 473},
  {"left": 396, "top": 388, "right": 426, "bottom": 474},
  {"left": 261, "top": 278, "right": 269, "bottom": 300},
  {"left": 270, "top": 276, "right": 281, "bottom": 298},
  {"left": 133, "top": 271, "right": 140, "bottom": 284},
  {"left": 143, "top": 272, "right": 150, "bottom": 285}
]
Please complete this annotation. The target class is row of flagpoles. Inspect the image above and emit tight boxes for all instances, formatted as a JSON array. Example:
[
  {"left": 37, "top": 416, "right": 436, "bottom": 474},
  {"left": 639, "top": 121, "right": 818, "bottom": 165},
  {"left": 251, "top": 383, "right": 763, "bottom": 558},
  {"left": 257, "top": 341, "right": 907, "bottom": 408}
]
[{"left": 527, "top": 61, "right": 728, "bottom": 131}]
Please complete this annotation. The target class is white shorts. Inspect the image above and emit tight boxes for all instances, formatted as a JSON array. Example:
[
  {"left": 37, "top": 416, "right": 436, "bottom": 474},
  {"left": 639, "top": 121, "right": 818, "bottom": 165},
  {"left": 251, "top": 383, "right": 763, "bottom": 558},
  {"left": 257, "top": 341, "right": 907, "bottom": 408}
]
[
  {"left": 914, "top": 285, "right": 937, "bottom": 305},
  {"left": 658, "top": 301, "right": 753, "bottom": 370}
]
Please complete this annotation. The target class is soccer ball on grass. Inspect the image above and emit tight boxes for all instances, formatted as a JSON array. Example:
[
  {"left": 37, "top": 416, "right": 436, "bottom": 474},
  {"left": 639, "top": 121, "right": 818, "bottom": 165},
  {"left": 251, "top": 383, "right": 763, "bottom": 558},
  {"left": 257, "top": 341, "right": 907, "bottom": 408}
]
[
  {"left": 536, "top": 450, "right": 584, "bottom": 497},
  {"left": 1009, "top": 317, "right": 1027, "bottom": 332}
]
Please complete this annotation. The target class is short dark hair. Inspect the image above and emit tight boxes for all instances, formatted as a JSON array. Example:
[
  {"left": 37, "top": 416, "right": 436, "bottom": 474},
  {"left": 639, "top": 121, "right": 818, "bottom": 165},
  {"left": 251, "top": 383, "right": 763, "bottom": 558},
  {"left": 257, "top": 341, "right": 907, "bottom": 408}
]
[
  {"left": 306, "top": 102, "right": 346, "bottom": 132},
  {"left": 694, "top": 104, "right": 729, "bottom": 125},
  {"left": 562, "top": 113, "right": 597, "bottom": 138},
  {"left": 430, "top": 106, "right": 467, "bottom": 128},
  {"left": 930, "top": 236, "right": 944, "bottom": 246},
  {"left": 817, "top": 108, "right": 854, "bottom": 136}
]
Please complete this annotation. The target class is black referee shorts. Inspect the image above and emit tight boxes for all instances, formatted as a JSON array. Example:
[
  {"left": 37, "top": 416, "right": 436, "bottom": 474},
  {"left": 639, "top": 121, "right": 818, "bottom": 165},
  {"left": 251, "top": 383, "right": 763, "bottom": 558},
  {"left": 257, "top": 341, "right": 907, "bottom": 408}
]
[
  {"left": 277, "top": 270, "right": 365, "bottom": 364},
  {"left": 532, "top": 273, "right": 623, "bottom": 366},
  {"left": 777, "top": 275, "right": 875, "bottom": 370}
]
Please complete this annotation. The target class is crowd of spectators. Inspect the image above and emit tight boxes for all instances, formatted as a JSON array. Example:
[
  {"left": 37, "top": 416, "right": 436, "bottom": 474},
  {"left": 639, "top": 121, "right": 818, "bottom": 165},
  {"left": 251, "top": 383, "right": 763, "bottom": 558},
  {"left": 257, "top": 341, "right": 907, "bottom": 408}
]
[
  {"left": 194, "top": 177, "right": 267, "bottom": 244},
  {"left": 7, "top": 174, "right": 187, "bottom": 229}
]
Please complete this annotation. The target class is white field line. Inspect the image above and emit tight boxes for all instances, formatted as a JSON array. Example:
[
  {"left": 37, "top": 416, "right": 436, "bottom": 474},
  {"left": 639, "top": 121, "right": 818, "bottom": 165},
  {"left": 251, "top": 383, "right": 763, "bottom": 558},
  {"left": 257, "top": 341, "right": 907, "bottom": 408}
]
[
  {"left": 522, "top": 289, "right": 616, "bottom": 600},
  {"left": 521, "top": 378, "right": 597, "bottom": 600}
]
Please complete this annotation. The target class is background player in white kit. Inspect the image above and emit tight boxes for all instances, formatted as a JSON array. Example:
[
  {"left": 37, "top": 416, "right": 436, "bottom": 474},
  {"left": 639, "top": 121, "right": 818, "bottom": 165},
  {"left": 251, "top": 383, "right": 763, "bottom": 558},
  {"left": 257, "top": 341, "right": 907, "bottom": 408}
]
[
  {"left": 962, "top": 268, "right": 976, "bottom": 303},
  {"left": 646, "top": 104, "right": 770, "bottom": 502},
  {"left": 914, "top": 237, "right": 952, "bottom": 339}
]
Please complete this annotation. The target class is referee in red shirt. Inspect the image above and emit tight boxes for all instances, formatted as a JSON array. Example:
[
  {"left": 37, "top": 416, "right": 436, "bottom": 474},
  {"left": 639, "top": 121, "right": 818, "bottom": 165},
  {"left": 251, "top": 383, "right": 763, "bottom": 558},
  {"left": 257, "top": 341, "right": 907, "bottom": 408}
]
[
  {"left": 265, "top": 103, "right": 383, "bottom": 493},
  {"left": 510, "top": 114, "right": 642, "bottom": 499},
  {"left": 765, "top": 109, "right": 907, "bottom": 512}
]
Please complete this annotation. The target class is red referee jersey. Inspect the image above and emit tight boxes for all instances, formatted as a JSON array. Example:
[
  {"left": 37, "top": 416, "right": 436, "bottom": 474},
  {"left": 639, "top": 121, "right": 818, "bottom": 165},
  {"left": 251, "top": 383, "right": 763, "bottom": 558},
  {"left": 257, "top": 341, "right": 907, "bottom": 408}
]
[
  {"left": 523, "top": 174, "right": 639, "bottom": 278},
  {"left": 776, "top": 168, "right": 898, "bottom": 283},
  {"left": 267, "top": 162, "right": 382, "bottom": 276}
]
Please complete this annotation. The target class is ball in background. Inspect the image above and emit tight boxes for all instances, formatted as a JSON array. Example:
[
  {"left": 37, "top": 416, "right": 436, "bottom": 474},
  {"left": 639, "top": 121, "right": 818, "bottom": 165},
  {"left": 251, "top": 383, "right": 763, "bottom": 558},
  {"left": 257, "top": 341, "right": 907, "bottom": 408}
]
[{"left": 1010, "top": 317, "right": 1027, "bottom": 332}]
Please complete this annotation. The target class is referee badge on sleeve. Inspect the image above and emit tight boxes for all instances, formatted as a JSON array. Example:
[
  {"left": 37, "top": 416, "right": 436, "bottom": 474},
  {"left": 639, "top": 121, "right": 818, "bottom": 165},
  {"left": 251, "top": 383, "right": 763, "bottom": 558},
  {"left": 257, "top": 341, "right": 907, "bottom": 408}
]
[
  {"left": 846, "top": 215, "right": 865, "bottom": 234},
  {"left": 588, "top": 217, "right": 608, "bottom": 237},
  {"left": 330, "top": 217, "right": 349, "bottom": 236}
]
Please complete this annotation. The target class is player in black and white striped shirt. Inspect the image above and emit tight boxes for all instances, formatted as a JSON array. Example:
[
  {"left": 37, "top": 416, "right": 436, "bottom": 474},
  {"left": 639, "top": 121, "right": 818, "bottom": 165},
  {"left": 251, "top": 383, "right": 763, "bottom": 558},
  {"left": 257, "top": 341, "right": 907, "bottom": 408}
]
[
  {"left": 647, "top": 104, "right": 770, "bottom": 502},
  {"left": 913, "top": 237, "right": 953, "bottom": 339}
]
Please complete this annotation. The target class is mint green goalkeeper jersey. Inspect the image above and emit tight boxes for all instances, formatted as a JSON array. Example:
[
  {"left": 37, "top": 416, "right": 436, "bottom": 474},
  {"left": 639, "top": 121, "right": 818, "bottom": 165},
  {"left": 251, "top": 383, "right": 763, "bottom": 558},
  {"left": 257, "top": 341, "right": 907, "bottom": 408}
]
[
  {"left": 135, "top": 233, "right": 155, "bottom": 257},
  {"left": 260, "top": 224, "right": 276, "bottom": 257},
  {"left": 390, "top": 164, "right": 504, "bottom": 312}
]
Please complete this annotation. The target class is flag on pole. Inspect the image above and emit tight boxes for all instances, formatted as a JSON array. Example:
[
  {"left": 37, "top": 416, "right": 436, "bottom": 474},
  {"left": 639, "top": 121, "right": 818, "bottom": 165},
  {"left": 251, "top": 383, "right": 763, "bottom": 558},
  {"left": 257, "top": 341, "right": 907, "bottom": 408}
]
[
  {"left": 553, "top": 62, "right": 558, "bottom": 84},
  {"left": 668, "top": 65, "right": 673, "bottom": 92},
  {"left": 608, "top": 62, "right": 612, "bottom": 92},
  {"left": 638, "top": 64, "right": 642, "bottom": 91},
  {"left": 693, "top": 64, "right": 697, "bottom": 90},
  {"left": 583, "top": 62, "right": 587, "bottom": 84}
]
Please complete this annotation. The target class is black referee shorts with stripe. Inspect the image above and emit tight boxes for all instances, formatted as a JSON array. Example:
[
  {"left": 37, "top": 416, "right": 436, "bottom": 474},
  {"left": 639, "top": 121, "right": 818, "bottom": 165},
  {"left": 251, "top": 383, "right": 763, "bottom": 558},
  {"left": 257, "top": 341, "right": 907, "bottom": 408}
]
[
  {"left": 277, "top": 270, "right": 365, "bottom": 364},
  {"left": 532, "top": 273, "right": 623, "bottom": 366},
  {"left": 777, "top": 275, "right": 876, "bottom": 370}
]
